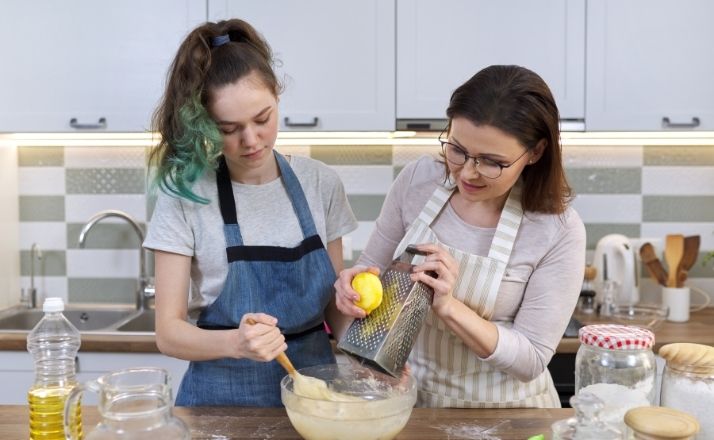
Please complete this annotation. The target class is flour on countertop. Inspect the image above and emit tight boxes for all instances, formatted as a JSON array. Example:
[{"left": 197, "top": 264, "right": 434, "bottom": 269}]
[{"left": 431, "top": 422, "right": 503, "bottom": 439}]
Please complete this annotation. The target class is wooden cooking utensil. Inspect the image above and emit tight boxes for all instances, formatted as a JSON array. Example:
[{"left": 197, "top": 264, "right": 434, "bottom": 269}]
[
  {"left": 677, "top": 235, "right": 701, "bottom": 287},
  {"left": 245, "top": 317, "right": 296, "bottom": 376},
  {"left": 664, "top": 234, "right": 685, "bottom": 288},
  {"left": 639, "top": 243, "right": 668, "bottom": 286}
]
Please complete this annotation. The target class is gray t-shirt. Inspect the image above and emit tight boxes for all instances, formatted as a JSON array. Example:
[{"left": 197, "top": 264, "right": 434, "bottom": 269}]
[
  {"left": 357, "top": 156, "right": 586, "bottom": 381},
  {"left": 144, "top": 155, "right": 358, "bottom": 317}
]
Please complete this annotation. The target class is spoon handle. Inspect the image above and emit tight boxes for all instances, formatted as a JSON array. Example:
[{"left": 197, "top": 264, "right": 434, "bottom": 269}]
[{"left": 245, "top": 317, "right": 296, "bottom": 376}]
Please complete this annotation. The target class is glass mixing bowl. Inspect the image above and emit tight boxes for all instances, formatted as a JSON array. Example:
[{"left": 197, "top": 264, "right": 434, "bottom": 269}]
[
  {"left": 281, "top": 363, "right": 416, "bottom": 440},
  {"left": 611, "top": 304, "right": 668, "bottom": 330}
]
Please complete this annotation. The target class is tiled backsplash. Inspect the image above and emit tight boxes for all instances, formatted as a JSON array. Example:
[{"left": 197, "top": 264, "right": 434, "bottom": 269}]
[{"left": 15, "top": 142, "right": 714, "bottom": 305}]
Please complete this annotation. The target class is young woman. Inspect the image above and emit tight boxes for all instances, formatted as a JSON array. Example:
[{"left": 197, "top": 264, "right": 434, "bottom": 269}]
[
  {"left": 144, "top": 19, "right": 357, "bottom": 407},
  {"left": 335, "top": 65, "right": 586, "bottom": 408}
]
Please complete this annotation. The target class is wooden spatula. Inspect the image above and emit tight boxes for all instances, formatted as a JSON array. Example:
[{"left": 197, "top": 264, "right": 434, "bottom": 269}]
[
  {"left": 640, "top": 243, "right": 668, "bottom": 286},
  {"left": 677, "top": 235, "right": 701, "bottom": 287},
  {"left": 664, "top": 234, "right": 685, "bottom": 288}
]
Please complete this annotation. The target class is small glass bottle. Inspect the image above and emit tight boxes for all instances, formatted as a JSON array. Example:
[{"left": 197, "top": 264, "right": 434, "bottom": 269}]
[
  {"left": 27, "top": 297, "right": 82, "bottom": 439},
  {"left": 551, "top": 392, "right": 622, "bottom": 439},
  {"left": 579, "top": 266, "right": 597, "bottom": 314}
]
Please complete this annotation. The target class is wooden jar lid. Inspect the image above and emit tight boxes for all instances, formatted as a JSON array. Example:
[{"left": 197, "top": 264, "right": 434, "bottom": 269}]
[
  {"left": 659, "top": 343, "right": 714, "bottom": 373},
  {"left": 625, "top": 406, "right": 699, "bottom": 439}
]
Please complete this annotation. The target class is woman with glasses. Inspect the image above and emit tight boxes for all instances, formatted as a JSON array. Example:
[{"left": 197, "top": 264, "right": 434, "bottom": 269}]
[{"left": 335, "top": 65, "right": 585, "bottom": 408}]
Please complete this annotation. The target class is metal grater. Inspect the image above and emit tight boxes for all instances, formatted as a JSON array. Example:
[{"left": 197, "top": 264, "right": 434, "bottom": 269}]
[{"left": 337, "top": 246, "right": 434, "bottom": 377}]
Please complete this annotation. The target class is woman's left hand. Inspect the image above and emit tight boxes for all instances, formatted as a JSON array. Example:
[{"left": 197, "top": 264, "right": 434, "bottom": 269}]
[{"left": 409, "top": 243, "right": 459, "bottom": 316}]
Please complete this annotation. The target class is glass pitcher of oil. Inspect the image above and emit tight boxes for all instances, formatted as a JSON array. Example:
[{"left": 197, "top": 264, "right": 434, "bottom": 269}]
[{"left": 63, "top": 367, "right": 190, "bottom": 440}]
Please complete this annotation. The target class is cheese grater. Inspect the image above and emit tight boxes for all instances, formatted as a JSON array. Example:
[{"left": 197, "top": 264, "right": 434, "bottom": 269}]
[{"left": 337, "top": 246, "right": 434, "bottom": 377}]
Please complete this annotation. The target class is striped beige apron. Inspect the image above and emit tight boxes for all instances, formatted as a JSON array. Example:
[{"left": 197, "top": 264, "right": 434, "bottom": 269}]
[{"left": 398, "top": 182, "right": 560, "bottom": 408}]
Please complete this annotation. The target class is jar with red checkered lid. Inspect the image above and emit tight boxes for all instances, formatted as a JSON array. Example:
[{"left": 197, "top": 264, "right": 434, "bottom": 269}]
[{"left": 575, "top": 324, "right": 656, "bottom": 411}]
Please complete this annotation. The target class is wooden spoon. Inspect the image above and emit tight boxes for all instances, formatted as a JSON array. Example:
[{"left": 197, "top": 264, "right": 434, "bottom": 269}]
[
  {"left": 677, "top": 235, "right": 701, "bottom": 287},
  {"left": 664, "top": 234, "right": 685, "bottom": 288},
  {"left": 245, "top": 317, "right": 296, "bottom": 376},
  {"left": 639, "top": 243, "right": 668, "bottom": 286}
]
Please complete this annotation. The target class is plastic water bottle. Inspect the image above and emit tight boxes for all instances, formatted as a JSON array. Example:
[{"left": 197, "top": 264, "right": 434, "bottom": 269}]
[{"left": 27, "top": 297, "right": 83, "bottom": 439}]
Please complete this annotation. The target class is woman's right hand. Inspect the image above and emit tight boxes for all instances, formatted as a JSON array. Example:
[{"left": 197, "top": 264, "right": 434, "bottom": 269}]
[
  {"left": 334, "top": 265, "right": 380, "bottom": 319},
  {"left": 233, "top": 313, "right": 286, "bottom": 362}
]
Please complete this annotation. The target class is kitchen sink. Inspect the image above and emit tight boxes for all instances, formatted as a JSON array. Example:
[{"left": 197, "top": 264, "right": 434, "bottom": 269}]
[
  {"left": 116, "top": 310, "right": 155, "bottom": 333},
  {"left": 0, "top": 308, "right": 135, "bottom": 331}
]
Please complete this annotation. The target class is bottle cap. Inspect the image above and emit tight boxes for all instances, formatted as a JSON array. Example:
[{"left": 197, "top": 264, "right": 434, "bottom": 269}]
[
  {"left": 43, "top": 297, "right": 65, "bottom": 312},
  {"left": 579, "top": 324, "right": 654, "bottom": 350},
  {"left": 625, "top": 406, "right": 699, "bottom": 438}
]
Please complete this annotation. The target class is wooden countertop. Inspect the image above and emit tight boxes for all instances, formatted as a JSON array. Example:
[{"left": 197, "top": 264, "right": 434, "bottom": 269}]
[
  {"left": 557, "top": 307, "right": 714, "bottom": 353},
  {"left": 2, "top": 308, "right": 712, "bottom": 354},
  {"left": 0, "top": 405, "right": 573, "bottom": 439}
]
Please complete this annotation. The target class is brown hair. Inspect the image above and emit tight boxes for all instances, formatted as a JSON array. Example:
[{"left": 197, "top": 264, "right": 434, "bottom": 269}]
[
  {"left": 445, "top": 65, "right": 572, "bottom": 214},
  {"left": 149, "top": 19, "right": 281, "bottom": 203}
]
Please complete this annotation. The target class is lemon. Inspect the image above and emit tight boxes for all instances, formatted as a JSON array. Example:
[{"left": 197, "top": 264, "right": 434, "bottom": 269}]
[{"left": 351, "top": 272, "right": 383, "bottom": 315}]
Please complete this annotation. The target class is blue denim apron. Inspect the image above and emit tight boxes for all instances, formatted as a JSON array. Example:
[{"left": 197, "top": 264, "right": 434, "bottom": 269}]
[{"left": 175, "top": 152, "right": 336, "bottom": 407}]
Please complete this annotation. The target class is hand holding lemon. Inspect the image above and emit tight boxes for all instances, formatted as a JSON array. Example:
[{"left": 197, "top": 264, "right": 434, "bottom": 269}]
[{"left": 351, "top": 272, "right": 383, "bottom": 315}]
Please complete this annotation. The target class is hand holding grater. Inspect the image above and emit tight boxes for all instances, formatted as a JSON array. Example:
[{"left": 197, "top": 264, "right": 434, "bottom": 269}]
[{"left": 337, "top": 245, "right": 435, "bottom": 377}]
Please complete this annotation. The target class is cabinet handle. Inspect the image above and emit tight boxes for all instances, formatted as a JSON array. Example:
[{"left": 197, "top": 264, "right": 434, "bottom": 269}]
[
  {"left": 69, "top": 117, "right": 107, "bottom": 129},
  {"left": 662, "top": 117, "right": 700, "bottom": 129},
  {"left": 283, "top": 116, "right": 319, "bottom": 128}
]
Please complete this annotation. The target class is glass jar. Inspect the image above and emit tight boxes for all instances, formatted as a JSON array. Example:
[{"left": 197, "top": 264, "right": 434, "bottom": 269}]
[
  {"left": 574, "top": 325, "right": 656, "bottom": 430},
  {"left": 551, "top": 392, "right": 623, "bottom": 439},
  {"left": 659, "top": 343, "right": 714, "bottom": 439}
]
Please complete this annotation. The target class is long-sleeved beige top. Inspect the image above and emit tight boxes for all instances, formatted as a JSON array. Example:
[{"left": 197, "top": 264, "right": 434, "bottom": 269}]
[{"left": 357, "top": 156, "right": 586, "bottom": 381}]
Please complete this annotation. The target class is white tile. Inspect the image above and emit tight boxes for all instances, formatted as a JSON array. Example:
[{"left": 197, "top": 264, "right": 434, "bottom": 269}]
[
  {"left": 563, "top": 145, "right": 643, "bottom": 168},
  {"left": 642, "top": 166, "right": 714, "bottom": 195},
  {"left": 66, "top": 250, "right": 139, "bottom": 278},
  {"left": 345, "top": 221, "right": 376, "bottom": 251},
  {"left": 19, "top": 222, "right": 67, "bottom": 249},
  {"left": 20, "top": 276, "right": 68, "bottom": 303},
  {"left": 65, "top": 195, "right": 146, "bottom": 223},
  {"left": 64, "top": 146, "right": 147, "bottom": 168},
  {"left": 641, "top": 223, "right": 714, "bottom": 251},
  {"left": 571, "top": 194, "right": 642, "bottom": 223},
  {"left": 332, "top": 165, "right": 393, "bottom": 195},
  {"left": 17, "top": 167, "right": 65, "bottom": 195}
]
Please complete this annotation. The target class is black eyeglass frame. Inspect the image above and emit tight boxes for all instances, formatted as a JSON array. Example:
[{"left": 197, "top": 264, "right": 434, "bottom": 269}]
[{"left": 438, "top": 129, "right": 530, "bottom": 179}]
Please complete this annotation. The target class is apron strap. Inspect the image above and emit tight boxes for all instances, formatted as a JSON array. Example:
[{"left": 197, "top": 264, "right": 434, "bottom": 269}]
[{"left": 486, "top": 181, "right": 523, "bottom": 264}]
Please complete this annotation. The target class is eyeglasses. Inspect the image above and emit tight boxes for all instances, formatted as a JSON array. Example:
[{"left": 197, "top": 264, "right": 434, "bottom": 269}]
[{"left": 438, "top": 130, "right": 530, "bottom": 179}]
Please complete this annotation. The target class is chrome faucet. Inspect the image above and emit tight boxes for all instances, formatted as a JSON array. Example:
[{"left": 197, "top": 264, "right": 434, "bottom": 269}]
[
  {"left": 25, "top": 243, "right": 43, "bottom": 308},
  {"left": 78, "top": 209, "right": 154, "bottom": 310}
]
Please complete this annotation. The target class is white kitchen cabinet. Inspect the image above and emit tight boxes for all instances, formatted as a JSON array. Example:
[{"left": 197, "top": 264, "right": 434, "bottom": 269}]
[
  {"left": 209, "top": 0, "right": 396, "bottom": 131},
  {"left": 0, "top": 1, "right": 205, "bottom": 133},
  {"left": 586, "top": 0, "right": 714, "bottom": 131},
  {"left": 396, "top": 0, "right": 585, "bottom": 128},
  {"left": 0, "top": 351, "right": 188, "bottom": 405}
]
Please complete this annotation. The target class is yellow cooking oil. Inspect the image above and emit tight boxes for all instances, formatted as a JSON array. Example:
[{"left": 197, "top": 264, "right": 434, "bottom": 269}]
[{"left": 28, "top": 384, "right": 83, "bottom": 440}]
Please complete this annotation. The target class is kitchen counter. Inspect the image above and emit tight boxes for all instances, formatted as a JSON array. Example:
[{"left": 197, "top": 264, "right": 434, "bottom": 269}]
[
  {"left": 1, "top": 307, "right": 713, "bottom": 354},
  {"left": 1, "top": 405, "right": 572, "bottom": 439},
  {"left": 557, "top": 307, "right": 714, "bottom": 353}
]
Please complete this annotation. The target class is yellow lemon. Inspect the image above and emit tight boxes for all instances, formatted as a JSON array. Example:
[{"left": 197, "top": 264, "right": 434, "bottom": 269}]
[{"left": 351, "top": 272, "right": 383, "bottom": 315}]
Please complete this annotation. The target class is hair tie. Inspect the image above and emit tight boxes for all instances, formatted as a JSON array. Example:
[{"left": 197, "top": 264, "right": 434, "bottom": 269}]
[{"left": 210, "top": 34, "right": 230, "bottom": 47}]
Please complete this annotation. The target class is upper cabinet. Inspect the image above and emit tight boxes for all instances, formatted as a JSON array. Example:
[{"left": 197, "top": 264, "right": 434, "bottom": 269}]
[
  {"left": 0, "top": 0, "right": 205, "bottom": 133},
  {"left": 396, "top": 0, "right": 585, "bottom": 128},
  {"left": 209, "top": 0, "right": 396, "bottom": 131},
  {"left": 586, "top": 0, "right": 714, "bottom": 131}
]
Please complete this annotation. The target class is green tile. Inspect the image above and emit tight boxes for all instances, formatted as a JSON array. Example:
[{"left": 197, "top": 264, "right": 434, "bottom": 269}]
[
  {"left": 644, "top": 146, "right": 714, "bottom": 166},
  {"left": 583, "top": 224, "right": 641, "bottom": 250},
  {"left": 67, "top": 223, "right": 145, "bottom": 249},
  {"left": 66, "top": 168, "right": 146, "bottom": 194},
  {"left": 19, "top": 196, "right": 65, "bottom": 221},
  {"left": 20, "top": 250, "right": 66, "bottom": 276},
  {"left": 18, "top": 146, "right": 64, "bottom": 166},
  {"left": 310, "top": 145, "right": 393, "bottom": 165},
  {"left": 643, "top": 196, "right": 714, "bottom": 222},
  {"left": 566, "top": 168, "right": 641, "bottom": 194},
  {"left": 347, "top": 195, "right": 385, "bottom": 221},
  {"left": 393, "top": 166, "right": 404, "bottom": 181},
  {"left": 68, "top": 278, "right": 138, "bottom": 304}
]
